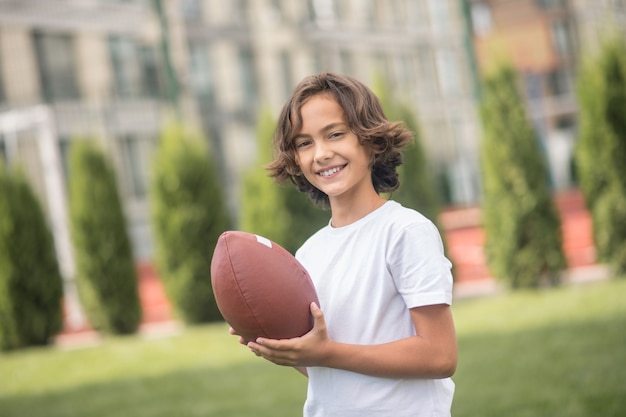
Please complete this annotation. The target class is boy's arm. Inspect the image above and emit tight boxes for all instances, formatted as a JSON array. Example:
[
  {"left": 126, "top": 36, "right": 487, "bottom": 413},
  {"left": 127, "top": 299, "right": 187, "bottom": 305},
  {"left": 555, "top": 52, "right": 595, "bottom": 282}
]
[{"left": 247, "top": 302, "right": 457, "bottom": 379}]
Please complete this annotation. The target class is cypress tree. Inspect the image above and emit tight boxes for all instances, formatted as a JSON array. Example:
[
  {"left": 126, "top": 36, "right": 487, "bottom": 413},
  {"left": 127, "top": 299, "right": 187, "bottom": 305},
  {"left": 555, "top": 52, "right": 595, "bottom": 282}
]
[
  {"left": 373, "top": 74, "right": 440, "bottom": 221},
  {"left": 0, "top": 164, "right": 64, "bottom": 350},
  {"left": 480, "top": 65, "right": 566, "bottom": 288},
  {"left": 240, "top": 107, "right": 290, "bottom": 244},
  {"left": 575, "top": 35, "right": 626, "bottom": 275},
  {"left": 392, "top": 105, "right": 440, "bottom": 222},
  {"left": 151, "top": 123, "right": 230, "bottom": 323},
  {"left": 68, "top": 140, "right": 141, "bottom": 334}
]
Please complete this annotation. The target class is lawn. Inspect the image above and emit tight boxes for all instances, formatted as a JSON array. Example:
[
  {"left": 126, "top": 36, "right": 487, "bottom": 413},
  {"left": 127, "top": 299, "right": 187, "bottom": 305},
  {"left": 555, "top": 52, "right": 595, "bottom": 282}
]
[{"left": 1, "top": 278, "right": 625, "bottom": 417}]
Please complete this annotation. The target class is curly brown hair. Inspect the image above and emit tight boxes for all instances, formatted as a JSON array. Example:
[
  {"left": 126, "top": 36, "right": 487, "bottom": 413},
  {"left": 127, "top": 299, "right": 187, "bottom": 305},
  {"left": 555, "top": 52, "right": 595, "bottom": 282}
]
[{"left": 266, "top": 72, "right": 413, "bottom": 207}]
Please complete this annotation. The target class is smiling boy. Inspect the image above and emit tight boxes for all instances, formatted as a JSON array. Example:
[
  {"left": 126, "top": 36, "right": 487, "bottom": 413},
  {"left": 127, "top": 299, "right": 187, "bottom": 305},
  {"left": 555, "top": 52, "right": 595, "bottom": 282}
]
[{"left": 240, "top": 72, "right": 457, "bottom": 417}]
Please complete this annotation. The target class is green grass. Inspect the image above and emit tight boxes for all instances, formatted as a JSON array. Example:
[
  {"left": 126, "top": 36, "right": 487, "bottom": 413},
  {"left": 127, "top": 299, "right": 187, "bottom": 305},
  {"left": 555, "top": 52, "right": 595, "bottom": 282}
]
[
  {"left": 452, "top": 278, "right": 626, "bottom": 417},
  {"left": 1, "top": 279, "right": 625, "bottom": 417}
]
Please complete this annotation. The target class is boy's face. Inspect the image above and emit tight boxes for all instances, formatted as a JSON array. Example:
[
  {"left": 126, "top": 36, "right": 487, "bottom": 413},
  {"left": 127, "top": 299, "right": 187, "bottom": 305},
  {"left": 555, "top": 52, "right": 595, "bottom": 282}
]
[{"left": 293, "top": 94, "right": 375, "bottom": 205}]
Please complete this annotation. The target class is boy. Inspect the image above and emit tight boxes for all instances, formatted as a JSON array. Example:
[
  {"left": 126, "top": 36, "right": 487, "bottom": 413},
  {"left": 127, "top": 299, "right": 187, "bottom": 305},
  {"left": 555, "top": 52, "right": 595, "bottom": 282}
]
[{"left": 241, "top": 72, "right": 457, "bottom": 416}]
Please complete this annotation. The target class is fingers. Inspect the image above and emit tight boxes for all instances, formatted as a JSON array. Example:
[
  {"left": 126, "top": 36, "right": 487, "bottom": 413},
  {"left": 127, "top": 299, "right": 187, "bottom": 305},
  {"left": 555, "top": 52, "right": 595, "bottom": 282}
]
[
  {"left": 243, "top": 304, "right": 328, "bottom": 367},
  {"left": 247, "top": 339, "right": 297, "bottom": 366},
  {"left": 228, "top": 326, "right": 248, "bottom": 345}
]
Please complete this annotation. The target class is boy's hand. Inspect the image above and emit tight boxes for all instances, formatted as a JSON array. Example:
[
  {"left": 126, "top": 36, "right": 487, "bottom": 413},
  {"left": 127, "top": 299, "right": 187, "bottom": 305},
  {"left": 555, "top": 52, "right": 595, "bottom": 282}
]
[
  {"left": 247, "top": 302, "right": 330, "bottom": 367},
  {"left": 229, "top": 326, "right": 248, "bottom": 346}
]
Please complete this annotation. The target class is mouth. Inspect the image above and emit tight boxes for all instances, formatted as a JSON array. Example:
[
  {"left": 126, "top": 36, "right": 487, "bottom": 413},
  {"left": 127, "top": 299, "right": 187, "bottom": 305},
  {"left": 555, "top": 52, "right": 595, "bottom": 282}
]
[{"left": 317, "top": 165, "right": 346, "bottom": 177}]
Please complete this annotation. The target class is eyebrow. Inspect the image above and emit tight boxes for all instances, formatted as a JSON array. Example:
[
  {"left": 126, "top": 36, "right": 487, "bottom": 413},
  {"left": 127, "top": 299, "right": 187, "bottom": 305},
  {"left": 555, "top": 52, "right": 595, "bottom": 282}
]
[{"left": 293, "top": 122, "right": 347, "bottom": 142}]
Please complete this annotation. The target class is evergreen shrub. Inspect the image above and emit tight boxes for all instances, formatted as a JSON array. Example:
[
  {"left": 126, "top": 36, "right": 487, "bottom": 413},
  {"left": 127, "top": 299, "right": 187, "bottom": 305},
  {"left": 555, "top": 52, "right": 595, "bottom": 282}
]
[
  {"left": 480, "top": 65, "right": 566, "bottom": 288},
  {"left": 575, "top": 35, "right": 626, "bottom": 274},
  {"left": 240, "top": 107, "right": 290, "bottom": 244},
  {"left": 0, "top": 164, "right": 64, "bottom": 350},
  {"left": 151, "top": 124, "right": 230, "bottom": 323},
  {"left": 373, "top": 74, "right": 441, "bottom": 222},
  {"left": 69, "top": 140, "right": 141, "bottom": 334}
]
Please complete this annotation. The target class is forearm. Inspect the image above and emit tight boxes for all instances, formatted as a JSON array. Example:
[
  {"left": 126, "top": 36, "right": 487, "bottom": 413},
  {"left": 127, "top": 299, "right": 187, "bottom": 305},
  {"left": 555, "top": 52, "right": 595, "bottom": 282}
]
[
  {"left": 248, "top": 304, "right": 457, "bottom": 379},
  {"left": 320, "top": 335, "right": 457, "bottom": 379}
]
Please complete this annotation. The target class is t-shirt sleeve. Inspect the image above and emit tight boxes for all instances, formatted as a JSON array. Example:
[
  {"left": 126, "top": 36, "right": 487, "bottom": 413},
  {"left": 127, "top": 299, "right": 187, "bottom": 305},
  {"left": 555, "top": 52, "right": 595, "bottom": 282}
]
[{"left": 388, "top": 220, "right": 453, "bottom": 308}]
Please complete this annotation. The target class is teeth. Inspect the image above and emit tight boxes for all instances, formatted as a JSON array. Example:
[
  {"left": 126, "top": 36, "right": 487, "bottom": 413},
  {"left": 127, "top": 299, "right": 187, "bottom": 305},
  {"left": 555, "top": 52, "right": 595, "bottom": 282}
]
[{"left": 320, "top": 167, "right": 342, "bottom": 177}]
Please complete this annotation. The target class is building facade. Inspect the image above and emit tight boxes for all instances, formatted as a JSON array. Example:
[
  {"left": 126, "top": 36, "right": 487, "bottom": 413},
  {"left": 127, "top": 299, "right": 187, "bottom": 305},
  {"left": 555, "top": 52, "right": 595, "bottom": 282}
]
[{"left": 183, "top": 0, "right": 484, "bottom": 208}]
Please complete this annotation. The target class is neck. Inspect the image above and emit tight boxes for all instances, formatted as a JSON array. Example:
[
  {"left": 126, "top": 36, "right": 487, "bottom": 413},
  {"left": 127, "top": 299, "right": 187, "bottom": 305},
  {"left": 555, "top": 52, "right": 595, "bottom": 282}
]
[{"left": 329, "top": 192, "right": 387, "bottom": 228}]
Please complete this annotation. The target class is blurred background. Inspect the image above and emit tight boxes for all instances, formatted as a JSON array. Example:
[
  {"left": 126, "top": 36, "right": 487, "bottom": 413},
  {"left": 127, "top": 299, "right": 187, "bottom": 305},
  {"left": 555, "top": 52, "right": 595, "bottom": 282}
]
[{"left": 0, "top": 0, "right": 624, "bottom": 335}]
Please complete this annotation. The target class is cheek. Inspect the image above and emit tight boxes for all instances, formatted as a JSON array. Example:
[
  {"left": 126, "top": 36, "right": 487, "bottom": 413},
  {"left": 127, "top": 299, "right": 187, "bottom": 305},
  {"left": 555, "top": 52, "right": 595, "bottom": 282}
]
[{"left": 294, "top": 150, "right": 311, "bottom": 168}]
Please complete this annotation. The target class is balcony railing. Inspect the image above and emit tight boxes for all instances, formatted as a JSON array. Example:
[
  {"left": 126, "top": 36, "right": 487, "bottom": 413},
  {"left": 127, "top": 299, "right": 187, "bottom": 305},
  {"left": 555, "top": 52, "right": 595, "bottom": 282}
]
[{"left": 0, "top": 0, "right": 152, "bottom": 34}]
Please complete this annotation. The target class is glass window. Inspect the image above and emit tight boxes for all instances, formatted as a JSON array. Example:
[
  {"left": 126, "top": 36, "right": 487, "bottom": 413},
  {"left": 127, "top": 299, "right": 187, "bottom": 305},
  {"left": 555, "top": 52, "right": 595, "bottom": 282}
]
[
  {"left": 228, "top": 0, "right": 248, "bottom": 26},
  {"left": 181, "top": 0, "right": 203, "bottom": 22},
  {"left": 427, "top": 0, "right": 451, "bottom": 36},
  {"left": 436, "top": 49, "right": 462, "bottom": 97},
  {"left": 535, "top": 0, "right": 563, "bottom": 9},
  {"left": 339, "top": 50, "right": 353, "bottom": 76},
  {"left": 395, "top": 52, "right": 414, "bottom": 92},
  {"left": 139, "top": 46, "right": 163, "bottom": 99},
  {"left": 0, "top": 137, "right": 6, "bottom": 165},
  {"left": 415, "top": 47, "right": 439, "bottom": 98},
  {"left": 471, "top": 2, "right": 492, "bottom": 36},
  {"left": 0, "top": 49, "right": 5, "bottom": 106},
  {"left": 269, "top": 0, "right": 285, "bottom": 23},
  {"left": 33, "top": 31, "right": 80, "bottom": 102},
  {"left": 120, "top": 134, "right": 152, "bottom": 199},
  {"left": 522, "top": 71, "right": 543, "bottom": 101},
  {"left": 407, "top": 0, "right": 428, "bottom": 29},
  {"left": 313, "top": 48, "right": 330, "bottom": 73},
  {"left": 385, "top": 0, "right": 406, "bottom": 26},
  {"left": 58, "top": 137, "right": 72, "bottom": 186},
  {"left": 547, "top": 67, "right": 573, "bottom": 95},
  {"left": 109, "top": 36, "right": 143, "bottom": 99},
  {"left": 239, "top": 46, "right": 258, "bottom": 105},
  {"left": 362, "top": 0, "right": 377, "bottom": 25},
  {"left": 189, "top": 42, "right": 215, "bottom": 103},
  {"left": 279, "top": 50, "right": 293, "bottom": 100},
  {"left": 551, "top": 20, "right": 572, "bottom": 59},
  {"left": 309, "top": 0, "right": 337, "bottom": 26},
  {"left": 374, "top": 52, "right": 393, "bottom": 85}
]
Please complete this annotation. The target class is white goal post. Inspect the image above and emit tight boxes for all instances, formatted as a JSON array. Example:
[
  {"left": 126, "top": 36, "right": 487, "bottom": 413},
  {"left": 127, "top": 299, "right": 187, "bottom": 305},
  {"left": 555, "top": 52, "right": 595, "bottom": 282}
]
[{"left": 0, "top": 105, "right": 85, "bottom": 331}]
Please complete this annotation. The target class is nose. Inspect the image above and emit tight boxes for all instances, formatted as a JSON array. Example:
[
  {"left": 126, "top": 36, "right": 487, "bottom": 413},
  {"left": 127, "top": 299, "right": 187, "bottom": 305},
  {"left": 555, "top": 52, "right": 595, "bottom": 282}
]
[{"left": 313, "top": 140, "right": 332, "bottom": 164}]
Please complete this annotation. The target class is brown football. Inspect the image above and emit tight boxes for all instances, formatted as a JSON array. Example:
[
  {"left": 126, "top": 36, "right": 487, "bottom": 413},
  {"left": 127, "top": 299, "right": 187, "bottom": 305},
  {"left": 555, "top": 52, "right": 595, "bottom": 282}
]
[{"left": 210, "top": 231, "right": 319, "bottom": 343}]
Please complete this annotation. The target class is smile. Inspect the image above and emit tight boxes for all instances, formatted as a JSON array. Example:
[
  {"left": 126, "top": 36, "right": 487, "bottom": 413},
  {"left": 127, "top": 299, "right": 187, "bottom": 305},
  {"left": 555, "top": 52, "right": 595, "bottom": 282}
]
[{"left": 318, "top": 165, "right": 345, "bottom": 177}]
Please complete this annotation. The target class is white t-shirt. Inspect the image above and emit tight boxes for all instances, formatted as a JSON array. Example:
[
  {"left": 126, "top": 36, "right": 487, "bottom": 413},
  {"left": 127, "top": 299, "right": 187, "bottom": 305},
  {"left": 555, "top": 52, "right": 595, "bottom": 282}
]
[{"left": 295, "top": 200, "right": 455, "bottom": 417}]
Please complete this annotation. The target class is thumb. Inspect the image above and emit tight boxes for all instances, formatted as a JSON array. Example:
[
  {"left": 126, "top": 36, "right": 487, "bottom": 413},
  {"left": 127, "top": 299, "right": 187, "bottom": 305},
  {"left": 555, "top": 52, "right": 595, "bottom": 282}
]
[
  {"left": 309, "top": 302, "right": 328, "bottom": 336},
  {"left": 310, "top": 301, "right": 324, "bottom": 320}
]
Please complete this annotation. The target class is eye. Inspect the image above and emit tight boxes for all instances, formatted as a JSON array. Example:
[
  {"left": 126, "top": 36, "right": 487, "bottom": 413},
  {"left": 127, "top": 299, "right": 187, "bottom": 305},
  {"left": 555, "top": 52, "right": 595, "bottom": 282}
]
[
  {"left": 329, "top": 131, "right": 344, "bottom": 139},
  {"left": 295, "top": 139, "right": 311, "bottom": 149}
]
